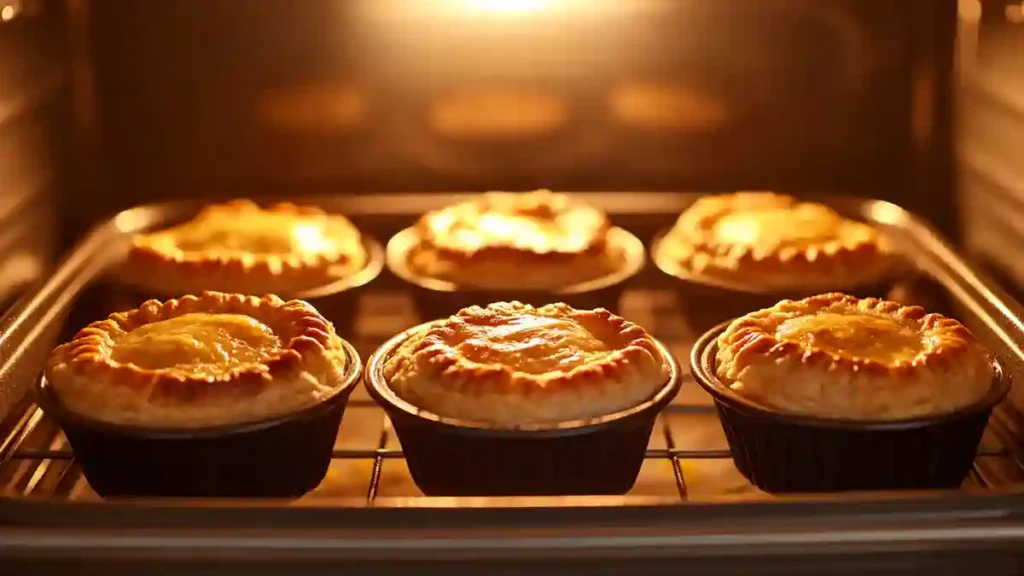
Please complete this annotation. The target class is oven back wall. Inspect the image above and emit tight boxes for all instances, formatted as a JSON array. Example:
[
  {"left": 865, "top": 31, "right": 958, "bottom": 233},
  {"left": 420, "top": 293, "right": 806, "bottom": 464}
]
[{"left": 67, "top": 0, "right": 954, "bottom": 240}]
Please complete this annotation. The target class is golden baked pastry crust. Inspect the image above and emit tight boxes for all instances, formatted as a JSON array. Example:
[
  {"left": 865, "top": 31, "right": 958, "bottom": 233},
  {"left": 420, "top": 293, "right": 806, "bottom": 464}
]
[
  {"left": 45, "top": 292, "right": 351, "bottom": 428},
  {"left": 404, "top": 190, "right": 624, "bottom": 290},
  {"left": 658, "top": 192, "right": 894, "bottom": 292},
  {"left": 715, "top": 293, "right": 995, "bottom": 420},
  {"left": 123, "top": 199, "right": 367, "bottom": 296},
  {"left": 382, "top": 301, "right": 670, "bottom": 427}
]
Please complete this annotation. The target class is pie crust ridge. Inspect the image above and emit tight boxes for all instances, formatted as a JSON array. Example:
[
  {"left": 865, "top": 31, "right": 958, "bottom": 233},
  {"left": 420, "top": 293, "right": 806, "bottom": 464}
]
[
  {"left": 45, "top": 291, "right": 351, "bottom": 428},
  {"left": 123, "top": 199, "right": 368, "bottom": 296},
  {"left": 715, "top": 293, "right": 995, "bottom": 420},
  {"left": 406, "top": 190, "right": 624, "bottom": 290},
  {"left": 659, "top": 192, "right": 895, "bottom": 291},
  {"left": 382, "top": 301, "right": 670, "bottom": 427}
]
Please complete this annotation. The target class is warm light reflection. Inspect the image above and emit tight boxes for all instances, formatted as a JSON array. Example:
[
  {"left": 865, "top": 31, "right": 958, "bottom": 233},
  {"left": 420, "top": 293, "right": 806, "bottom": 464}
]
[
  {"left": 1, "top": 4, "right": 18, "bottom": 22},
  {"left": 423, "top": 191, "right": 605, "bottom": 255},
  {"left": 466, "top": 0, "right": 549, "bottom": 12},
  {"left": 292, "top": 222, "right": 338, "bottom": 254}
]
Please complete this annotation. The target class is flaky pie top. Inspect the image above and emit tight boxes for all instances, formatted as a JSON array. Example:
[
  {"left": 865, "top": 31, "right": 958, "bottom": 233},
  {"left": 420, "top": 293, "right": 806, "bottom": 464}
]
[
  {"left": 715, "top": 293, "right": 995, "bottom": 420},
  {"left": 420, "top": 190, "right": 607, "bottom": 256},
  {"left": 404, "top": 190, "right": 625, "bottom": 290},
  {"left": 45, "top": 292, "right": 352, "bottom": 428},
  {"left": 124, "top": 200, "right": 367, "bottom": 295},
  {"left": 381, "top": 302, "right": 670, "bottom": 427},
  {"left": 659, "top": 192, "right": 894, "bottom": 291},
  {"left": 109, "top": 313, "right": 283, "bottom": 378}
]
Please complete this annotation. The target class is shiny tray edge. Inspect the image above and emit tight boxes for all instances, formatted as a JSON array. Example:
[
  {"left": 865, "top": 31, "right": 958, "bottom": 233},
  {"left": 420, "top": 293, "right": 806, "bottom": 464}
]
[{"left": 1, "top": 191, "right": 1023, "bottom": 531}]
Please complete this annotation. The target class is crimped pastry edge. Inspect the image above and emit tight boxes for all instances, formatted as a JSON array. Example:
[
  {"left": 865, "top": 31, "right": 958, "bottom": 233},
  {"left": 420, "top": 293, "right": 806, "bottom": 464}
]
[
  {"left": 659, "top": 192, "right": 896, "bottom": 291},
  {"left": 122, "top": 199, "right": 368, "bottom": 296},
  {"left": 45, "top": 291, "right": 352, "bottom": 429},
  {"left": 379, "top": 301, "right": 671, "bottom": 428},
  {"left": 407, "top": 191, "right": 623, "bottom": 290},
  {"left": 714, "top": 292, "right": 996, "bottom": 420}
]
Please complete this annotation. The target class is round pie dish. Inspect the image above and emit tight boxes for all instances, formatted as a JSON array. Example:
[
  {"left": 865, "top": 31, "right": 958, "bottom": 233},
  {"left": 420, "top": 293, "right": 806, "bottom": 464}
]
[
  {"left": 114, "top": 199, "right": 384, "bottom": 335},
  {"left": 39, "top": 292, "right": 362, "bottom": 497},
  {"left": 652, "top": 192, "right": 900, "bottom": 333},
  {"left": 365, "top": 301, "right": 681, "bottom": 496},
  {"left": 386, "top": 190, "right": 645, "bottom": 320},
  {"left": 690, "top": 293, "right": 1010, "bottom": 493}
]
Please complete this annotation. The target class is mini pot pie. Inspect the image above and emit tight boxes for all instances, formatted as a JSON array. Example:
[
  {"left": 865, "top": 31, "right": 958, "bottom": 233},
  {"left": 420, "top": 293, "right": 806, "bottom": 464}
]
[
  {"left": 716, "top": 293, "right": 994, "bottom": 420},
  {"left": 691, "top": 293, "right": 1009, "bottom": 493},
  {"left": 657, "top": 192, "right": 895, "bottom": 293},
  {"left": 383, "top": 301, "right": 671, "bottom": 427},
  {"left": 366, "top": 301, "right": 681, "bottom": 496},
  {"left": 393, "top": 190, "right": 631, "bottom": 292},
  {"left": 121, "top": 200, "right": 370, "bottom": 297},
  {"left": 38, "top": 292, "right": 362, "bottom": 497}
]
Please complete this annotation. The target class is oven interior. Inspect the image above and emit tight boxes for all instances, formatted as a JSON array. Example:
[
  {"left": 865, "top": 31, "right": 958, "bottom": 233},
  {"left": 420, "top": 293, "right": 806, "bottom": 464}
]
[{"left": 4, "top": 0, "right": 1024, "bottom": 546}]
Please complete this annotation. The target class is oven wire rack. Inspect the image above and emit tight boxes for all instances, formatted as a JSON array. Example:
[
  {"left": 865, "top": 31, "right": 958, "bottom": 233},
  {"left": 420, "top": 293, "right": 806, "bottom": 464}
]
[{"left": 2, "top": 289, "right": 1021, "bottom": 504}]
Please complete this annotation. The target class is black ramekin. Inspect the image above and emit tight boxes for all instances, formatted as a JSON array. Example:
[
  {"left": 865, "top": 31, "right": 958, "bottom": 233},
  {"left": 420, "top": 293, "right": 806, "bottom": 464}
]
[
  {"left": 108, "top": 235, "right": 385, "bottom": 338},
  {"left": 365, "top": 320, "right": 682, "bottom": 496},
  {"left": 386, "top": 226, "right": 646, "bottom": 322},
  {"left": 34, "top": 339, "right": 362, "bottom": 498},
  {"left": 690, "top": 321, "right": 1012, "bottom": 493},
  {"left": 650, "top": 230, "right": 898, "bottom": 335}
]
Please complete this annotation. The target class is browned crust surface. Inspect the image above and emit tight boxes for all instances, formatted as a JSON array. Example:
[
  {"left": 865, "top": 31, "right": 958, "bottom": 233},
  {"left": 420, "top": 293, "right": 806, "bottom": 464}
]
[
  {"left": 46, "top": 291, "right": 351, "bottom": 428},
  {"left": 405, "top": 190, "right": 623, "bottom": 290},
  {"left": 658, "top": 192, "right": 896, "bottom": 292},
  {"left": 122, "top": 199, "right": 367, "bottom": 296},
  {"left": 715, "top": 292, "right": 995, "bottom": 420},
  {"left": 382, "top": 301, "right": 670, "bottom": 427}
]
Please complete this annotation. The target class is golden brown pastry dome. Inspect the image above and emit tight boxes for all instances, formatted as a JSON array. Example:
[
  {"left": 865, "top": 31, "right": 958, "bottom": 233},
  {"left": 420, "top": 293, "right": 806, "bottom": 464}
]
[
  {"left": 382, "top": 301, "right": 671, "bottom": 427},
  {"left": 122, "top": 199, "right": 367, "bottom": 296},
  {"left": 405, "top": 190, "right": 626, "bottom": 290},
  {"left": 45, "top": 292, "right": 352, "bottom": 428},
  {"left": 659, "top": 192, "right": 895, "bottom": 291},
  {"left": 715, "top": 293, "right": 995, "bottom": 420}
]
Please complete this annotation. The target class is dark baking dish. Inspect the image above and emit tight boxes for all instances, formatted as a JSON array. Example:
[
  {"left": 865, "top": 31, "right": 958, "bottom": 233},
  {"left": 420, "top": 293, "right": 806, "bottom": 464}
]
[
  {"left": 33, "top": 338, "right": 363, "bottom": 498},
  {"left": 107, "top": 235, "right": 385, "bottom": 338},
  {"left": 650, "top": 230, "right": 899, "bottom": 335},
  {"left": 385, "top": 226, "right": 646, "bottom": 322},
  {"left": 365, "top": 320, "right": 682, "bottom": 496},
  {"left": 690, "top": 321, "right": 1012, "bottom": 493}
]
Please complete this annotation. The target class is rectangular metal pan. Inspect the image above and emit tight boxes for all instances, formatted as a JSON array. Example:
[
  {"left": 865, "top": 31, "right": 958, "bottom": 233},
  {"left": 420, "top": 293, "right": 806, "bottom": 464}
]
[{"left": 2, "top": 192, "right": 1024, "bottom": 560}]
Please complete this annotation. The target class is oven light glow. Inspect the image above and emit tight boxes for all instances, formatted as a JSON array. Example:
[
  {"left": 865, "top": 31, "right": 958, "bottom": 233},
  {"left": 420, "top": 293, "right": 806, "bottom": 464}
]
[
  {"left": 1, "top": 3, "right": 20, "bottom": 22},
  {"left": 466, "top": 0, "right": 550, "bottom": 13}
]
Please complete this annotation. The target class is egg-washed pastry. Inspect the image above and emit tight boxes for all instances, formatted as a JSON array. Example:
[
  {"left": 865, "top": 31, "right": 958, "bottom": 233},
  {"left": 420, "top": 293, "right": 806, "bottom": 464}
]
[
  {"left": 406, "top": 190, "right": 624, "bottom": 290},
  {"left": 428, "top": 86, "right": 568, "bottom": 141},
  {"left": 123, "top": 200, "right": 367, "bottom": 296},
  {"left": 659, "top": 192, "right": 895, "bottom": 292},
  {"left": 715, "top": 293, "right": 995, "bottom": 420},
  {"left": 382, "top": 301, "right": 670, "bottom": 427},
  {"left": 45, "top": 292, "right": 351, "bottom": 428},
  {"left": 609, "top": 81, "right": 729, "bottom": 132}
]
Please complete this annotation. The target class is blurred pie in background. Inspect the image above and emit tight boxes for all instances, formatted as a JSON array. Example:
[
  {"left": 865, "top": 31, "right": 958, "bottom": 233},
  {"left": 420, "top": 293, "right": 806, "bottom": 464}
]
[
  {"left": 257, "top": 83, "right": 367, "bottom": 134},
  {"left": 428, "top": 86, "right": 569, "bottom": 141},
  {"left": 609, "top": 80, "right": 729, "bottom": 133}
]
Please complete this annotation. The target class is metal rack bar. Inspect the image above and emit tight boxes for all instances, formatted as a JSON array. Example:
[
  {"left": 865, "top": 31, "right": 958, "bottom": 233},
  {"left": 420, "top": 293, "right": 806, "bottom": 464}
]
[{"left": 661, "top": 418, "right": 688, "bottom": 500}]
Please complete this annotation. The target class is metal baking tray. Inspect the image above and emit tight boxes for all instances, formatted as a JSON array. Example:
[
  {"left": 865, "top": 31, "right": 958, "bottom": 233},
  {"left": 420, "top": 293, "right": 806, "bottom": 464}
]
[{"left": 2, "top": 192, "right": 1024, "bottom": 561}]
